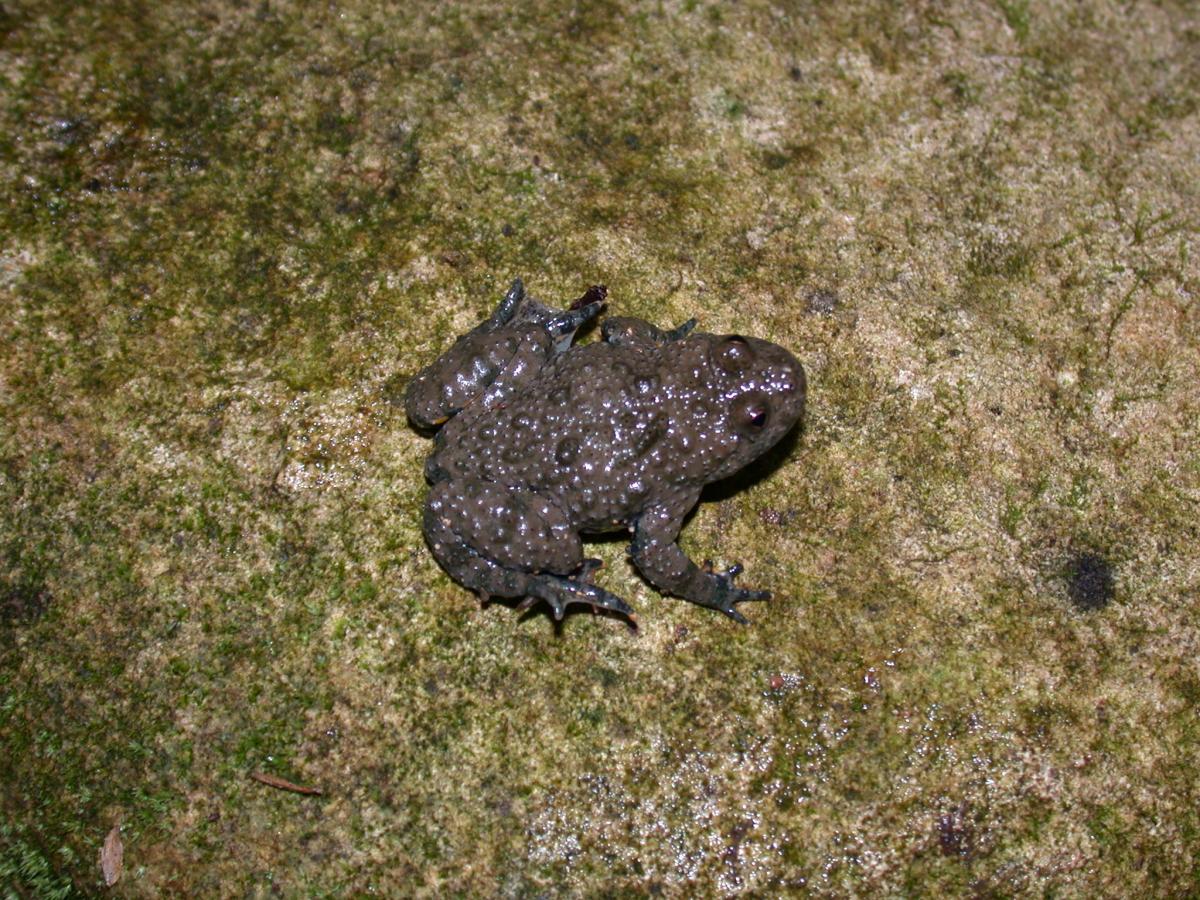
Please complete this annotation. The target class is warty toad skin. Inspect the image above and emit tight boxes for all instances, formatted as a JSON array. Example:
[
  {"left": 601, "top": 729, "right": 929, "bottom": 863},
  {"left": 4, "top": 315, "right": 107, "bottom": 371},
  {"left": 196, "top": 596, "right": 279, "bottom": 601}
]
[{"left": 405, "top": 279, "right": 806, "bottom": 624}]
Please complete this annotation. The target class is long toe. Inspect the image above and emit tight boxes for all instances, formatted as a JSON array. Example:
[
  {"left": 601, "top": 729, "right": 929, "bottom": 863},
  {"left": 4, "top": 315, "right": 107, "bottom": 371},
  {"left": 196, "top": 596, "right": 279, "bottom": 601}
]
[{"left": 529, "top": 573, "right": 635, "bottom": 622}]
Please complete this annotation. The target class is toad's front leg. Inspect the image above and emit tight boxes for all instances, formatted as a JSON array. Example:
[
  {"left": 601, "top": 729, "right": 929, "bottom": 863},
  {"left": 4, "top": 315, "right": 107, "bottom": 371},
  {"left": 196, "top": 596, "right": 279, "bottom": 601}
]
[
  {"left": 629, "top": 498, "right": 771, "bottom": 624},
  {"left": 405, "top": 278, "right": 604, "bottom": 431},
  {"left": 423, "top": 478, "right": 635, "bottom": 621}
]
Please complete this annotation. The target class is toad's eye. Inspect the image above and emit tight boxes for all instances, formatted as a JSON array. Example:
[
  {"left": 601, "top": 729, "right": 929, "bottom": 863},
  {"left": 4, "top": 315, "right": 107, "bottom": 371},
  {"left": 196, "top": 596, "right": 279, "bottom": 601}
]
[
  {"left": 713, "top": 335, "right": 755, "bottom": 375},
  {"left": 733, "top": 393, "right": 770, "bottom": 436}
]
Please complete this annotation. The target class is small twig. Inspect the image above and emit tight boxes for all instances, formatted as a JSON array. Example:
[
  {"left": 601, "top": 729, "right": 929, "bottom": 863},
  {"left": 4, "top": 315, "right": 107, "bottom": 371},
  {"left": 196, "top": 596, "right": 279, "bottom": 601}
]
[
  {"left": 249, "top": 771, "right": 323, "bottom": 796},
  {"left": 267, "top": 424, "right": 291, "bottom": 496},
  {"left": 1104, "top": 272, "right": 1147, "bottom": 362}
]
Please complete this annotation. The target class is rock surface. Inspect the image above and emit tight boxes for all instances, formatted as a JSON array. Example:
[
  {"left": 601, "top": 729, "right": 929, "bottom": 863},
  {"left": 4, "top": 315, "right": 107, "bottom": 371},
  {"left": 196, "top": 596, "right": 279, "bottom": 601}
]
[{"left": 1, "top": 0, "right": 1197, "bottom": 894}]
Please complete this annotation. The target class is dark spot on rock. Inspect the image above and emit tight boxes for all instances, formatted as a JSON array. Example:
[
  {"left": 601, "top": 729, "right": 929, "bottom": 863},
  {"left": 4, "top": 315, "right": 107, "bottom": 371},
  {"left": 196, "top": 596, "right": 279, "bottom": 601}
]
[
  {"left": 315, "top": 107, "right": 355, "bottom": 153},
  {"left": 759, "top": 507, "right": 783, "bottom": 526},
  {"left": 1, "top": 580, "right": 52, "bottom": 626},
  {"left": 591, "top": 666, "right": 619, "bottom": 688},
  {"left": 49, "top": 117, "right": 88, "bottom": 146},
  {"left": 763, "top": 151, "right": 791, "bottom": 170},
  {"left": 555, "top": 437, "right": 580, "bottom": 467},
  {"left": 806, "top": 289, "right": 839, "bottom": 315},
  {"left": 1068, "top": 552, "right": 1115, "bottom": 610},
  {"left": 938, "top": 804, "right": 975, "bottom": 859},
  {"left": 501, "top": 223, "right": 515, "bottom": 237}
]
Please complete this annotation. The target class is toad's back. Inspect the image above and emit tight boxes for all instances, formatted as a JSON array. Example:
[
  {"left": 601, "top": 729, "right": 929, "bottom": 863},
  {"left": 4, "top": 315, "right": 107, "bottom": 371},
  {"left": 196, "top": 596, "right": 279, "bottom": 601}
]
[{"left": 429, "top": 339, "right": 737, "bottom": 531}]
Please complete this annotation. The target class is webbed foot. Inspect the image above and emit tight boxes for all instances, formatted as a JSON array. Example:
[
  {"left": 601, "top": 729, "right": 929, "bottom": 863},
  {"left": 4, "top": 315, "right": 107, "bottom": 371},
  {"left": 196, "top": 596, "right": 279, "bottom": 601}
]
[
  {"left": 697, "top": 560, "right": 771, "bottom": 625},
  {"left": 516, "top": 571, "right": 635, "bottom": 622},
  {"left": 546, "top": 301, "right": 605, "bottom": 351}
]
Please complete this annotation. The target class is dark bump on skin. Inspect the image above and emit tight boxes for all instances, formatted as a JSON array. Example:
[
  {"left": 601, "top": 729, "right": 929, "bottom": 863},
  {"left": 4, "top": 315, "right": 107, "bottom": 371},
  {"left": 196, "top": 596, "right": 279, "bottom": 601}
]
[
  {"left": 555, "top": 437, "right": 580, "bottom": 467},
  {"left": 1068, "top": 551, "right": 1115, "bottom": 611},
  {"left": 633, "top": 422, "right": 664, "bottom": 457}
]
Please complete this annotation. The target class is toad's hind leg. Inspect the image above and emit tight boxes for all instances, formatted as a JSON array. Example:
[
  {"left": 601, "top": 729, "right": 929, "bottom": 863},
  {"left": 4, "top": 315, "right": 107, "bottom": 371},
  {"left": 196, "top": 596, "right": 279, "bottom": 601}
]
[{"left": 423, "top": 479, "right": 634, "bottom": 620}]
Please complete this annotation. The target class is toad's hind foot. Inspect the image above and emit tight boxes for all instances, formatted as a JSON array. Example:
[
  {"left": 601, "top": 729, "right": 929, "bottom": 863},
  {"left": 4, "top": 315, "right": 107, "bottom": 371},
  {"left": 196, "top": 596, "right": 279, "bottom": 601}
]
[
  {"left": 698, "top": 561, "right": 771, "bottom": 625},
  {"left": 516, "top": 573, "right": 635, "bottom": 622}
]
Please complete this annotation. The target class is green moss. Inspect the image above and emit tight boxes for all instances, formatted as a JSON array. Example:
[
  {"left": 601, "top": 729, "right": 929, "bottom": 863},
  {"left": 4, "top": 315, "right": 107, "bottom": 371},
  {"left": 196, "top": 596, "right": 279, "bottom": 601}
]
[
  {"left": 0, "top": 825, "right": 75, "bottom": 900},
  {"left": 995, "top": 0, "right": 1031, "bottom": 41}
]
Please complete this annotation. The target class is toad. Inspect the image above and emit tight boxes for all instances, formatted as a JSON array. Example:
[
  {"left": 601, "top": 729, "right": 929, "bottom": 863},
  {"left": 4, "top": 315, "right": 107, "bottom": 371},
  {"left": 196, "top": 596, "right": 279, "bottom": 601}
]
[{"left": 406, "top": 279, "right": 805, "bottom": 623}]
